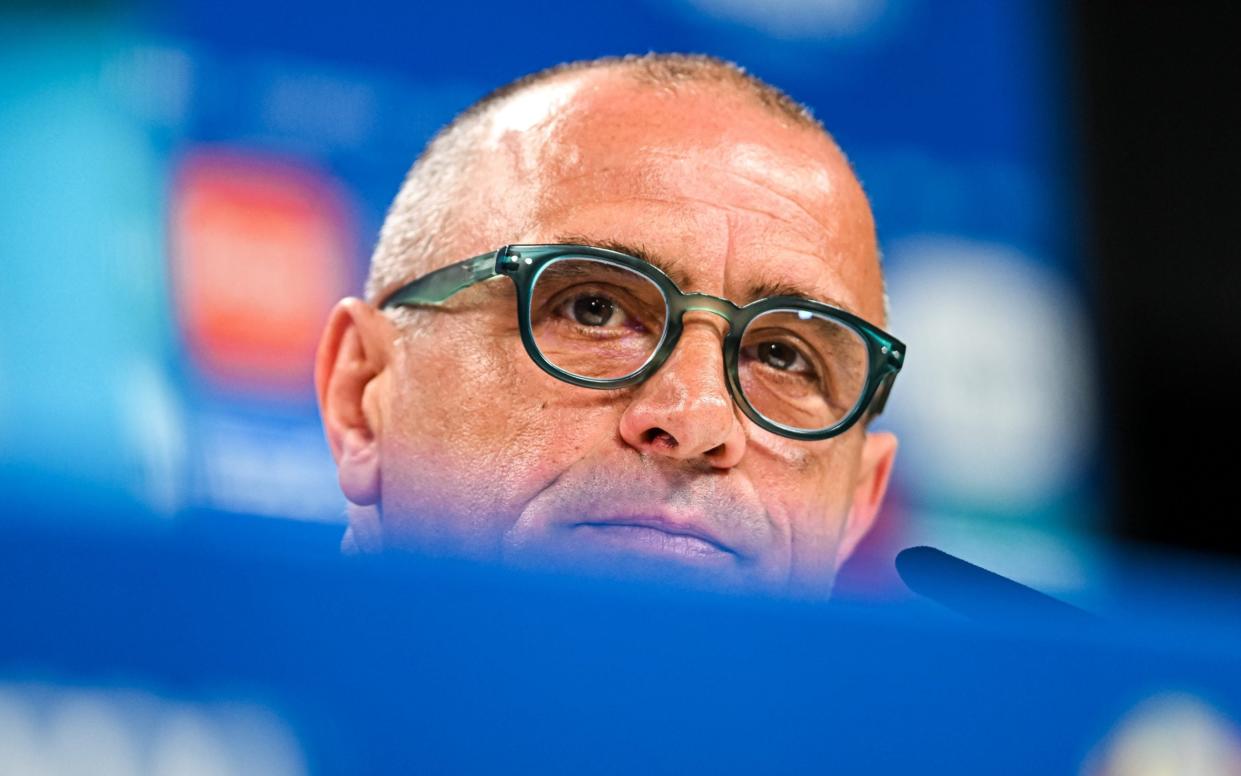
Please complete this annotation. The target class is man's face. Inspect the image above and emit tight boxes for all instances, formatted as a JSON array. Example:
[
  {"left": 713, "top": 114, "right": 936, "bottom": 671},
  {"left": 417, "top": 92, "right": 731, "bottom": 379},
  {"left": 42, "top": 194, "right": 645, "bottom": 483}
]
[{"left": 318, "top": 72, "right": 896, "bottom": 595}]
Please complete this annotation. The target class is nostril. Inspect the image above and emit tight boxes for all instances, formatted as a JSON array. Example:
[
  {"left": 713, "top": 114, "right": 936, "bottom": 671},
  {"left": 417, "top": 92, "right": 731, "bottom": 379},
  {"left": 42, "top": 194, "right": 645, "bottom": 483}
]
[{"left": 643, "top": 427, "right": 679, "bottom": 449}]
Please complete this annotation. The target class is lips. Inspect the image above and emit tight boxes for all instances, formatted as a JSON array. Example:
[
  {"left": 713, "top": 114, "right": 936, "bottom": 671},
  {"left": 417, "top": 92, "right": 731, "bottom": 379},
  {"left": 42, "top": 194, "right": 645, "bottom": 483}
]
[{"left": 572, "top": 512, "right": 737, "bottom": 560}]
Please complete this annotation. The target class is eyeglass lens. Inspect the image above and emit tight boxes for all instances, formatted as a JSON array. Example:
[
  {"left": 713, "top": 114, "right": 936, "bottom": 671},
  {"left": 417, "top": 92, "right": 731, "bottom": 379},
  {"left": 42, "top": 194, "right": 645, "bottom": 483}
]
[{"left": 527, "top": 257, "right": 870, "bottom": 433}]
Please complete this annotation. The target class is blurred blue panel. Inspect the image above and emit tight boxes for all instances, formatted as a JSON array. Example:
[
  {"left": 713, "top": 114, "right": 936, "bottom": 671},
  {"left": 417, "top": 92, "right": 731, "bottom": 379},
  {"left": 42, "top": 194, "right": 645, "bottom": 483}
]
[{"left": 2, "top": 511, "right": 1241, "bottom": 774}]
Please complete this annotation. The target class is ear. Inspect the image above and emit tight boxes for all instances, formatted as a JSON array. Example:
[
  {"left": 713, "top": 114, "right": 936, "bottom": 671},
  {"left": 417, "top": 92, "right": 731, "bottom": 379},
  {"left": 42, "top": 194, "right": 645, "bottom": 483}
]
[
  {"left": 315, "top": 297, "right": 393, "bottom": 508},
  {"left": 836, "top": 430, "right": 898, "bottom": 564}
]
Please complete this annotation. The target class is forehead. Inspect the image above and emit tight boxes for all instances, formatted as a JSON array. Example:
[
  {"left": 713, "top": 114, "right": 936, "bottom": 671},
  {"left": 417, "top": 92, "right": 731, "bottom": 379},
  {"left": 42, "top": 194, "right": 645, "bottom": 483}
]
[{"left": 480, "top": 72, "right": 884, "bottom": 322}]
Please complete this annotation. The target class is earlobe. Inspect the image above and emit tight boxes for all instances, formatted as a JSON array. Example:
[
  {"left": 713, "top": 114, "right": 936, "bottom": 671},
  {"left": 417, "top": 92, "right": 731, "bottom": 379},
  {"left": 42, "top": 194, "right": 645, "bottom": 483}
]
[
  {"left": 837, "top": 430, "right": 898, "bottom": 564},
  {"left": 315, "top": 297, "right": 391, "bottom": 507}
]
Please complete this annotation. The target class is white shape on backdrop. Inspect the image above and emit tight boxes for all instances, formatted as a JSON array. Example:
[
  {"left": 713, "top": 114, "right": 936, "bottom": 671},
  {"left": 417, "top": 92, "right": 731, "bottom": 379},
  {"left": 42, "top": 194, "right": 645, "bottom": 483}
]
[
  {"left": 197, "top": 414, "right": 344, "bottom": 522},
  {"left": 682, "top": 0, "right": 889, "bottom": 38},
  {"left": 884, "top": 236, "right": 1094, "bottom": 515},
  {"left": 0, "top": 682, "right": 307, "bottom": 776},
  {"left": 1082, "top": 692, "right": 1241, "bottom": 776}
]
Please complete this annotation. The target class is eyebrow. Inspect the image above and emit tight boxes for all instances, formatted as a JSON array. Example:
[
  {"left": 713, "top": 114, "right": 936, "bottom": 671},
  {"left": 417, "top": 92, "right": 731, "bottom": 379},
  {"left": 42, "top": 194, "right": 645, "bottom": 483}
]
[
  {"left": 551, "top": 233, "right": 855, "bottom": 313},
  {"left": 746, "top": 277, "right": 854, "bottom": 313},
  {"left": 554, "top": 233, "right": 696, "bottom": 290},
  {"left": 558, "top": 233, "right": 704, "bottom": 288}
]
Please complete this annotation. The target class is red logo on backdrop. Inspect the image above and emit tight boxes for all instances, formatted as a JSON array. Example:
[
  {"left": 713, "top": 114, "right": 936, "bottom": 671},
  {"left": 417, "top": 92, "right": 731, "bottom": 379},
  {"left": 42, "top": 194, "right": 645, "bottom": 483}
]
[{"left": 171, "top": 150, "right": 355, "bottom": 394}]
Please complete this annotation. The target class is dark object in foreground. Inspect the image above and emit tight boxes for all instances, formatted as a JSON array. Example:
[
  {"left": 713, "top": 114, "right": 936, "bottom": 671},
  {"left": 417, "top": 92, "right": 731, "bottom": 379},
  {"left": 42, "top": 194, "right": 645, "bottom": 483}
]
[{"left": 896, "top": 545, "right": 1098, "bottom": 624}]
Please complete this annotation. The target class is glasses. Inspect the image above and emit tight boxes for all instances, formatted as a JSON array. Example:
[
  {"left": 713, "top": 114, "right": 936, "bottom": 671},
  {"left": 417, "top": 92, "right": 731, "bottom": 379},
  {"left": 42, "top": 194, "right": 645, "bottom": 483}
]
[{"left": 379, "top": 244, "right": 904, "bottom": 441}]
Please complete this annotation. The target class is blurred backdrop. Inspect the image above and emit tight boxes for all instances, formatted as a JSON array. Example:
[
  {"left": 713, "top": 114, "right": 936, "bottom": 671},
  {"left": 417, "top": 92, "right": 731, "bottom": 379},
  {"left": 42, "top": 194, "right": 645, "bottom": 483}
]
[
  {"left": 2, "top": 0, "right": 1238, "bottom": 598},
  {"left": 1, "top": 0, "right": 1100, "bottom": 599}
]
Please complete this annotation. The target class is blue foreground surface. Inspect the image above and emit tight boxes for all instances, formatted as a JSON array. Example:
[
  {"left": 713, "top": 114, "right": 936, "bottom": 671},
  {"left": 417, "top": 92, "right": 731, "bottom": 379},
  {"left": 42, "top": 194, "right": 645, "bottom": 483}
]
[{"left": 2, "top": 507, "right": 1240, "bottom": 774}]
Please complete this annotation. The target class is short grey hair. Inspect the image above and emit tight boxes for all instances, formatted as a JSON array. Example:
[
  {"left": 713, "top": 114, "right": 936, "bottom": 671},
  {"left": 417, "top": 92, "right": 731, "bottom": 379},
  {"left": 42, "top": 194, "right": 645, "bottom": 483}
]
[{"left": 364, "top": 53, "right": 833, "bottom": 303}]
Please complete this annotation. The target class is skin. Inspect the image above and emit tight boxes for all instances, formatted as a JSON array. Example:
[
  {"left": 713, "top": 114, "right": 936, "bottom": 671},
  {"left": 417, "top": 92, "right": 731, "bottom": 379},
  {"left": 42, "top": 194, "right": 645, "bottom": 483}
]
[{"left": 315, "top": 69, "right": 897, "bottom": 596}]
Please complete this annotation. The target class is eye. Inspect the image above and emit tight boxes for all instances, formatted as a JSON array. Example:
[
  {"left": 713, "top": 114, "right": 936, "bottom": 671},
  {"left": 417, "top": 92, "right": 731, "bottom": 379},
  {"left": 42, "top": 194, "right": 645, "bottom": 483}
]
[
  {"left": 560, "top": 292, "right": 625, "bottom": 328},
  {"left": 753, "top": 340, "right": 814, "bottom": 375}
]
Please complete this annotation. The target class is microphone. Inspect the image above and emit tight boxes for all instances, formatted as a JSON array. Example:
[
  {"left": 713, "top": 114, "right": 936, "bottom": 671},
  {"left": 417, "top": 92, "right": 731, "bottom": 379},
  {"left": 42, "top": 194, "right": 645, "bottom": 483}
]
[{"left": 895, "top": 545, "right": 1098, "bottom": 625}]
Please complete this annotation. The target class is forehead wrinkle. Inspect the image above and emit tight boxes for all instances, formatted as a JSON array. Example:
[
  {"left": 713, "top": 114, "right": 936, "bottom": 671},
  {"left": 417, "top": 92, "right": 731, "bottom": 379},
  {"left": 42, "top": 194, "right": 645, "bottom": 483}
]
[
  {"left": 636, "top": 145, "right": 842, "bottom": 238},
  {"left": 541, "top": 164, "right": 627, "bottom": 192},
  {"left": 722, "top": 167, "right": 845, "bottom": 243},
  {"left": 541, "top": 155, "right": 834, "bottom": 249},
  {"left": 542, "top": 192, "right": 825, "bottom": 251}
]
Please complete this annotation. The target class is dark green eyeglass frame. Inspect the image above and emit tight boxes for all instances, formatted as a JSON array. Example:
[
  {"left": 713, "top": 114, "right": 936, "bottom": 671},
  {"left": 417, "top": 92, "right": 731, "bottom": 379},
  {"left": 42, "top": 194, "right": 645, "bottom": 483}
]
[{"left": 379, "top": 244, "right": 905, "bottom": 441}]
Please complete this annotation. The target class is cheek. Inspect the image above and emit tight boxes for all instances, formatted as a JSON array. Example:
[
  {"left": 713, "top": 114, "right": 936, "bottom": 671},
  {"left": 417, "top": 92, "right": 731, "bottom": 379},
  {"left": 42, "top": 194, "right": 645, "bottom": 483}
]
[
  {"left": 378, "top": 323, "right": 619, "bottom": 541},
  {"left": 754, "top": 432, "right": 862, "bottom": 559},
  {"left": 389, "top": 327, "right": 516, "bottom": 443}
]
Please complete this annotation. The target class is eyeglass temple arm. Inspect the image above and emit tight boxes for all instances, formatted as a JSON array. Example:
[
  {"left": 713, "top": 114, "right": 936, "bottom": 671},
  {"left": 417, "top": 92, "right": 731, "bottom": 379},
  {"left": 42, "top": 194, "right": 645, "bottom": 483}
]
[
  {"left": 379, "top": 250, "right": 503, "bottom": 309},
  {"left": 866, "top": 372, "right": 897, "bottom": 419},
  {"left": 864, "top": 343, "right": 904, "bottom": 421}
]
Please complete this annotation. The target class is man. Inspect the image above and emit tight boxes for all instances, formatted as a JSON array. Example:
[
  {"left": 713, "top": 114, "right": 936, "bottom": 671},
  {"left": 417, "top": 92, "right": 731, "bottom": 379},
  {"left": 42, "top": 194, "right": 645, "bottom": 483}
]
[{"left": 315, "top": 53, "right": 903, "bottom": 596}]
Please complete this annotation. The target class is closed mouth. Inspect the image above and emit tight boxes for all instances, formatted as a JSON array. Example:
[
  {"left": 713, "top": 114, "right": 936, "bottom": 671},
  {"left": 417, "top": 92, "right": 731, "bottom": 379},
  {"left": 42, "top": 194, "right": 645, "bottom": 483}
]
[{"left": 572, "top": 516, "right": 736, "bottom": 559}]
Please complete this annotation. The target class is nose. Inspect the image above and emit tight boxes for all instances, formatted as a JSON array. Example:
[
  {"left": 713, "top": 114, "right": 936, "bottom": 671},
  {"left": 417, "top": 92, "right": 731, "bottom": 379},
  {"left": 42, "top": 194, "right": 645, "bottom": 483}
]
[{"left": 617, "top": 314, "right": 747, "bottom": 468}]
